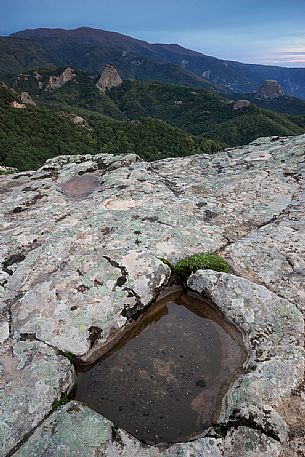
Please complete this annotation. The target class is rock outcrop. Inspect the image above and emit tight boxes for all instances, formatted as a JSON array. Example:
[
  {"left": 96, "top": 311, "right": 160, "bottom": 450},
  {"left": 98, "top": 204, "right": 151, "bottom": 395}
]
[
  {"left": 96, "top": 64, "right": 123, "bottom": 92},
  {"left": 233, "top": 99, "right": 251, "bottom": 110},
  {"left": 62, "top": 112, "right": 90, "bottom": 129},
  {"left": 0, "top": 134, "right": 304, "bottom": 456},
  {"left": 46, "top": 67, "right": 76, "bottom": 90},
  {"left": 256, "top": 80, "right": 285, "bottom": 99},
  {"left": 10, "top": 100, "right": 26, "bottom": 109},
  {"left": 20, "top": 91, "right": 36, "bottom": 106}
]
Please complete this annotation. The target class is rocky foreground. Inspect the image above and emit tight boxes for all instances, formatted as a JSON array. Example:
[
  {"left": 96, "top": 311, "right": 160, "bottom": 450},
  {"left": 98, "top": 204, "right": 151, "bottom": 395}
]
[{"left": 0, "top": 134, "right": 304, "bottom": 456}]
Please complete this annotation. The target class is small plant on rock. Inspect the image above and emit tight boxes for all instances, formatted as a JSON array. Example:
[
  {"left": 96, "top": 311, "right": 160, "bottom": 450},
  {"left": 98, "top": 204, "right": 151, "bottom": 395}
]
[
  {"left": 160, "top": 253, "right": 229, "bottom": 285},
  {"left": 52, "top": 393, "right": 70, "bottom": 410}
]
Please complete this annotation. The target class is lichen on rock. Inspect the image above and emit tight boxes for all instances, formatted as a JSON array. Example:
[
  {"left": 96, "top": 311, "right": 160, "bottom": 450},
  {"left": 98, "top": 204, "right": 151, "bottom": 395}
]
[{"left": 0, "top": 134, "right": 304, "bottom": 455}]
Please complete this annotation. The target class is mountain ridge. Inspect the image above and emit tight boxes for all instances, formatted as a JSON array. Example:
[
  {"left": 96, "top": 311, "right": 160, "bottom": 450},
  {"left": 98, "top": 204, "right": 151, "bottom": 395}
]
[{"left": 6, "top": 27, "right": 305, "bottom": 99}]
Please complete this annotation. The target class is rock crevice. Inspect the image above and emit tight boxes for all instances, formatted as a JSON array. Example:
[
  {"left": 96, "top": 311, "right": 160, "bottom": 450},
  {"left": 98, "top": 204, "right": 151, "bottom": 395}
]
[{"left": 0, "top": 134, "right": 304, "bottom": 456}]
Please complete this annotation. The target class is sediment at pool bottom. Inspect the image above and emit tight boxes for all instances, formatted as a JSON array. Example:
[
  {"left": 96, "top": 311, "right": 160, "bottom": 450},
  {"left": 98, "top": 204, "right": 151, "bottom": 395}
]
[{"left": 74, "top": 290, "right": 247, "bottom": 445}]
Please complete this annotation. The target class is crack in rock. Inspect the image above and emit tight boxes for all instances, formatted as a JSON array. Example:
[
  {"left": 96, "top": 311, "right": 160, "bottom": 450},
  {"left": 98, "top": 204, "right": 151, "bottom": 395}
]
[
  {"left": 121, "top": 287, "right": 143, "bottom": 319},
  {"left": 2, "top": 254, "right": 26, "bottom": 275},
  {"left": 102, "top": 256, "right": 128, "bottom": 288}
]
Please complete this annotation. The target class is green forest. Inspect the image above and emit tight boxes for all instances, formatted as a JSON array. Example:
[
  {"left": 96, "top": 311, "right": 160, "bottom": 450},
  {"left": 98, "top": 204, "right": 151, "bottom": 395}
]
[{"left": 1, "top": 71, "right": 305, "bottom": 171}]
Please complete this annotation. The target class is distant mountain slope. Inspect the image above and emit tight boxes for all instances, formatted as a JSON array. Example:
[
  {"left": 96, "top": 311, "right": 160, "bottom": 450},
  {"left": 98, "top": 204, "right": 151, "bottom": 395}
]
[
  {"left": 243, "top": 94, "right": 305, "bottom": 116},
  {"left": 0, "top": 37, "right": 59, "bottom": 80},
  {"left": 12, "top": 68, "right": 126, "bottom": 119},
  {"left": 10, "top": 27, "right": 305, "bottom": 99},
  {"left": 229, "top": 80, "right": 305, "bottom": 116},
  {"left": 12, "top": 67, "right": 305, "bottom": 147},
  {"left": 107, "top": 80, "right": 304, "bottom": 145},
  {"left": 0, "top": 85, "right": 223, "bottom": 171},
  {"left": 3, "top": 30, "right": 218, "bottom": 92}
]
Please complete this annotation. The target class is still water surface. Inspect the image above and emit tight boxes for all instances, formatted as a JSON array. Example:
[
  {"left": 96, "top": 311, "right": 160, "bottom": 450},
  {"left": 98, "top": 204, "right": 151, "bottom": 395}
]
[{"left": 75, "top": 293, "right": 245, "bottom": 444}]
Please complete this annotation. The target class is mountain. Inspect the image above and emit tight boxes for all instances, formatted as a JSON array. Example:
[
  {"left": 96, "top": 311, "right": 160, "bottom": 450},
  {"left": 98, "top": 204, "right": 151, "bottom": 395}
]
[
  {"left": 1, "top": 30, "right": 218, "bottom": 92},
  {"left": 0, "top": 37, "right": 58, "bottom": 81},
  {"left": 8, "top": 27, "right": 305, "bottom": 99},
  {"left": 238, "top": 80, "right": 305, "bottom": 116}
]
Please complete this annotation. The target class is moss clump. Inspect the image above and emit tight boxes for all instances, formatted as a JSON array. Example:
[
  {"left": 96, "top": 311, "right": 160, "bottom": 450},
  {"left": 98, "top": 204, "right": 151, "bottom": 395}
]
[
  {"left": 158, "top": 258, "right": 174, "bottom": 269},
  {"left": 58, "top": 350, "right": 75, "bottom": 363},
  {"left": 161, "top": 253, "right": 229, "bottom": 284},
  {"left": 52, "top": 393, "right": 70, "bottom": 410}
]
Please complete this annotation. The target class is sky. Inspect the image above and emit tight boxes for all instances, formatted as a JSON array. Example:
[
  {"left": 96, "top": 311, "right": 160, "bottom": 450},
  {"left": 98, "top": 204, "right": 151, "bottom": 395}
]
[{"left": 1, "top": 0, "right": 305, "bottom": 67}]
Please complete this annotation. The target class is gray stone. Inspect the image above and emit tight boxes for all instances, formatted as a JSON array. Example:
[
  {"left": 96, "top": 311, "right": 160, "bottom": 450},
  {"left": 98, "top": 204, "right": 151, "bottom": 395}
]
[
  {"left": 233, "top": 100, "right": 251, "bottom": 110},
  {"left": 0, "top": 341, "right": 75, "bottom": 456},
  {"left": 15, "top": 402, "right": 281, "bottom": 457},
  {"left": 255, "top": 80, "right": 285, "bottom": 99},
  {"left": 188, "top": 270, "right": 304, "bottom": 442},
  {"left": 46, "top": 67, "right": 76, "bottom": 90},
  {"left": 222, "top": 427, "right": 281, "bottom": 456},
  {"left": 1, "top": 134, "right": 304, "bottom": 455},
  {"left": 20, "top": 92, "right": 36, "bottom": 106},
  {"left": 14, "top": 402, "right": 113, "bottom": 457},
  {"left": 96, "top": 64, "right": 123, "bottom": 92},
  {"left": 224, "top": 182, "right": 305, "bottom": 311}
]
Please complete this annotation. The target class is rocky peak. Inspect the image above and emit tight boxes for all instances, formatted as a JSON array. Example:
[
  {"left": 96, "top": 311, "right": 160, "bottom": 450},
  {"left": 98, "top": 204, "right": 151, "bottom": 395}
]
[
  {"left": 46, "top": 67, "right": 76, "bottom": 90},
  {"left": 20, "top": 91, "right": 36, "bottom": 106},
  {"left": 96, "top": 64, "right": 123, "bottom": 92},
  {"left": 256, "top": 80, "right": 285, "bottom": 99}
]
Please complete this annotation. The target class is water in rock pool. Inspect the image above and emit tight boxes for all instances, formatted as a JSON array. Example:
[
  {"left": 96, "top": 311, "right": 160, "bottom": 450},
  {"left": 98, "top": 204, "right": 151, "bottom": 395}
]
[{"left": 75, "top": 292, "right": 245, "bottom": 444}]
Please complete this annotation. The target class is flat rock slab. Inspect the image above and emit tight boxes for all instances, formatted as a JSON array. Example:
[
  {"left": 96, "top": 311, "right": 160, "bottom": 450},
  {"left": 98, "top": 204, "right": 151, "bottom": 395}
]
[
  {"left": 0, "top": 341, "right": 75, "bottom": 456},
  {"left": 0, "top": 135, "right": 304, "bottom": 455},
  {"left": 15, "top": 402, "right": 282, "bottom": 457},
  {"left": 188, "top": 270, "right": 304, "bottom": 441}
]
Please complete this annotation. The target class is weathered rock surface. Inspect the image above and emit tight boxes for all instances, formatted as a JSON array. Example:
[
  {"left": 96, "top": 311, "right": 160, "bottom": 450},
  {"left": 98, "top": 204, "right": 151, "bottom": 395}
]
[
  {"left": 14, "top": 402, "right": 282, "bottom": 457},
  {"left": 233, "top": 99, "right": 251, "bottom": 110},
  {"left": 63, "top": 112, "right": 90, "bottom": 129},
  {"left": 188, "top": 270, "right": 304, "bottom": 442},
  {"left": 20, "top": 91, "right": 36, "bottom": 106},
  {"left": 255, "top": 80, "right": 285, "bottom": 99},
  {"left": 46, "top": 67, "right": 76, "bottom": 90},
  {"left": 10, "top": 100, "right": 26, "bottom": 109},
  {"left": 0, "top": 134, "right": 304, "bottom": 455},
  {"left": 0, "top": 341, "right": 75, "bottom": 455},
  {"left": 0, "top": 165, "right": 17, "bottom": 175},
  {"left": 96, "top": 64, "right": 123, "bottom": 92}
]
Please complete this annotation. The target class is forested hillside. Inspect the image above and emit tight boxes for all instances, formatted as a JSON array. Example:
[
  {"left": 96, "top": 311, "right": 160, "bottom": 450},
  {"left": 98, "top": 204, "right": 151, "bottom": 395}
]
[
  {"left": 1, "top": 69, "right": 305, "bottom": 171},
  {"left": 0, "top": 86, "right": 222, "bottom": 170},
  {"left": 108, "top": 81, "right": 304, "bottom": 144}
]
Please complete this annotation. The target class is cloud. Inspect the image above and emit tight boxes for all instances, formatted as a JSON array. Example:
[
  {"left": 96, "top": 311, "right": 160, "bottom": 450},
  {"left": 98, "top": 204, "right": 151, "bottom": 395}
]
[{"left": 279, "top": 51, "right": 305, "bottom": 56}]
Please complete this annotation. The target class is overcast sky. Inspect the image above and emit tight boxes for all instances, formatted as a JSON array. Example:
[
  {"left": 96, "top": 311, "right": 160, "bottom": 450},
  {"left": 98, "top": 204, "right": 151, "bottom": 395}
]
[{"left": 1, "top": 0, "right": 305, "bottom": 67}]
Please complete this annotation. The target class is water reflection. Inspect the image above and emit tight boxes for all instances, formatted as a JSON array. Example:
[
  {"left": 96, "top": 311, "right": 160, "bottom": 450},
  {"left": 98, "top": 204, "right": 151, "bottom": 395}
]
[{"left": 75, "top": 292, "right": 246, "bottom": 444}]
